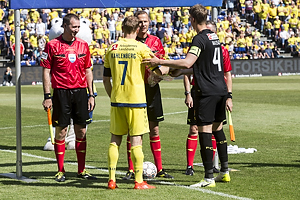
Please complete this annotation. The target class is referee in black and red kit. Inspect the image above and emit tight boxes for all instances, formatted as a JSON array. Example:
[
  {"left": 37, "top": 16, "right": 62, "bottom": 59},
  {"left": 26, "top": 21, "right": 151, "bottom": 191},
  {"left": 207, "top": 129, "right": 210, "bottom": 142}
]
[
  {"left": 143, "top": 4, "right": 230, "bottom": 188},
  {"left": 41, "top": 13, "right": 96, "bottom": 182}
]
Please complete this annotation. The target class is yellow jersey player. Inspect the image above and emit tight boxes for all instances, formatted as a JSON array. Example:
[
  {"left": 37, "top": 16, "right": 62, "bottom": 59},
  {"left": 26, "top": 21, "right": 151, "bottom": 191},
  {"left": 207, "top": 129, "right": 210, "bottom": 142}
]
[{"left": 103, "top": 16, "right": 157, "bottom": 190}]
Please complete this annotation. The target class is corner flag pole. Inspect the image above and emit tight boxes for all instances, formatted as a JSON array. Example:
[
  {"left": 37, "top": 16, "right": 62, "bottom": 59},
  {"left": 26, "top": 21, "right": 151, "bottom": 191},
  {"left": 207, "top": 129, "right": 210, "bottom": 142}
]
[{"left": 14, "top": 9, "right": 22, "bottom": 179}]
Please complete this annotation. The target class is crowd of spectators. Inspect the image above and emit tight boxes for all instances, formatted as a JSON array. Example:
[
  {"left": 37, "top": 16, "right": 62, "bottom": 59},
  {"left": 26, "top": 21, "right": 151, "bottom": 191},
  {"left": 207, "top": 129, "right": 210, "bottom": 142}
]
[{"left": 1, "top": 0, "right": 300, "bottom": 66}]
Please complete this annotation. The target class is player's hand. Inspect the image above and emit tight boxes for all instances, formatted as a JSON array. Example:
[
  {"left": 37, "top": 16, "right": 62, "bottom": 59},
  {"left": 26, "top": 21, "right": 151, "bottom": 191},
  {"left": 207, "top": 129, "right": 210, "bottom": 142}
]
[
  {"left": 143, "top": 53, "right": 160, "bottom": 67},
  {"left": 169, "top": 69, "right": 182, "bottom": 77},
  {"left": 88, "top": 97, "right": 95, "bottom": 112},
  {"left": 226, "top": 98, "right": 233, "bottom": 112},
  {"left": 42, "top": 99, "right": 52, "bottom": 112},
  {"left": 185, "top": 94, "right": 193, "bottom": 108}
]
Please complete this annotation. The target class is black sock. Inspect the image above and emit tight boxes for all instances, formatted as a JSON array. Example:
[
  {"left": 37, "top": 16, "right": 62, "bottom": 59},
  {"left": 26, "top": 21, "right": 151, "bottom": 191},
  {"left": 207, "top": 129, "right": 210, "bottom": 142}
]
[
  {"left": 199, "top": 132, "right": 213, "bottom": 178},
  {"left": 213, "top": 129, "right": 228, "bottom": 172}
]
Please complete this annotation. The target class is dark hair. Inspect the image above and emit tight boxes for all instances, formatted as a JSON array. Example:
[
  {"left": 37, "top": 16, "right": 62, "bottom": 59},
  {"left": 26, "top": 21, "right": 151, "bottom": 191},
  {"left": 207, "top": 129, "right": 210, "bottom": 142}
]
[
  {"left": 134, "top": 10, "right": 148, "bottom": 17},
  {"left": 62, "top": 13, "right": 79, "bottom": 27}
]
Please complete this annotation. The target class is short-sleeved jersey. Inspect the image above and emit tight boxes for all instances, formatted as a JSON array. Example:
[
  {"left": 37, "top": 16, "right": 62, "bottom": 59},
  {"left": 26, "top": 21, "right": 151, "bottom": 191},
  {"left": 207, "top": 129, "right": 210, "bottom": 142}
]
[
  {"left": 137, "top": 34, "right": 165, "bottom": 84},
  {"left": 104, "top": 38, "right": 153, "bottom": 107},
  {"left": 277, "top": 5, "right": 285, "bottom": 16},
  {"left": 191, "top": 45, "right": 232, "bottom": 86},
  {"left": 274, "top": 19, "right": 282, "bottom": 29},
  {"left": 189, "top": 29, "right": 227, "bottom": 96},
  {"left": 41, "top": 35, "right": 91, "bottom": 89},
  {"left": 156, "top": 12, "right": 164, "bottom": 23}
]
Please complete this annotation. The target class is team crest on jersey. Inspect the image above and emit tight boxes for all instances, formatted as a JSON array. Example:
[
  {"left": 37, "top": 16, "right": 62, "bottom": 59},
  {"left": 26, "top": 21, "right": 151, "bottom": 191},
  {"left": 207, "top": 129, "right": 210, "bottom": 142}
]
[
  {"left": 111, "top": 44, "right": 118, "bottom": 50},
  {"left": 206, "top": 33, "right": 219, "bottom": 40},
  {"left": 68, "top": 54, "right": 76, "bottom": 63}
]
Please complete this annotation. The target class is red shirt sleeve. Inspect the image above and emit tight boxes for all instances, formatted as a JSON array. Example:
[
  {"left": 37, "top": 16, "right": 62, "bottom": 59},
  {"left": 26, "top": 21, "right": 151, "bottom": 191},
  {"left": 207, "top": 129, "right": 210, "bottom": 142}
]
[
  {"left": 222, "top": 46, "right": 232, "bottom": 73},
  {"left": 84, "top": 43, "right": 92, "bottom": 69},
  {"left": 40, "top": 42, "right": 53, "bottom": 69}
]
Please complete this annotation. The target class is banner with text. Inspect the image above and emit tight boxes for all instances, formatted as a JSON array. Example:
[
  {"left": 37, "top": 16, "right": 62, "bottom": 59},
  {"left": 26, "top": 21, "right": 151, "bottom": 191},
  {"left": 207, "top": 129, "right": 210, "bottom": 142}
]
[
  {"left": 231, "top": 58, "right": 300, "bottom": 77},
  {"left": 1, "top": 57, "right": 300, "bottom": 85}
]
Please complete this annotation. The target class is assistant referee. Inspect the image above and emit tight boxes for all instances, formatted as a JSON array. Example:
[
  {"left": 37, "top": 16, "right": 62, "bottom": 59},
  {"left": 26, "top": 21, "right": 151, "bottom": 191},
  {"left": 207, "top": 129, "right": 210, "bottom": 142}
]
[{"left": 41, "top": 13, "right": 96, "bottom": 182}]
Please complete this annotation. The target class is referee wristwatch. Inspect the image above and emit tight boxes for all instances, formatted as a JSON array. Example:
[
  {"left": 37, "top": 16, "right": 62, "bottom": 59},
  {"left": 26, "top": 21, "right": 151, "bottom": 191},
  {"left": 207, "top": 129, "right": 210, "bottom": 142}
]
[
  {"left": 227, "top": 92, "right": 232, "bottom": 99},
  {"left": 184, "top": 91, "right": 190, "bottom": 95},
  {"left": 89, "top": 94, "right": 96, "bottom": 98}
]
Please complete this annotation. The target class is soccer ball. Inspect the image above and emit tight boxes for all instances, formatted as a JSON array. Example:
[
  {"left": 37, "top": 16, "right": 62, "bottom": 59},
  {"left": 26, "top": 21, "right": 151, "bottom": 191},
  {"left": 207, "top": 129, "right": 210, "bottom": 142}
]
[{"left": 143, "top": 161, "right": 157, "bottom": 179}]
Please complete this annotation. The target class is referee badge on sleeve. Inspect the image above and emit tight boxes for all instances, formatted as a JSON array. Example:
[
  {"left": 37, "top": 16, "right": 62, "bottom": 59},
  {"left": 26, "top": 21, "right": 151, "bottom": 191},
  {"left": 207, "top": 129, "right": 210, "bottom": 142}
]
[
  {"left": 68, "top": 54, "right": 76, "bottom": 63},
  {"left": 41, "top": 52, "right": 48, "bottom": 60}
]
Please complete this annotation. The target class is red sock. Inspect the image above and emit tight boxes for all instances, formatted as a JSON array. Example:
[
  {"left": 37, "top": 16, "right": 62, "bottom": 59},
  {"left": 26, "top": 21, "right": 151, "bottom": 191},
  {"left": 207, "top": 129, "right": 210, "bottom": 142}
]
[
  {"left": 54, "top": 139, "right": 65, "bottom": 172},
  {"left": 212, "top": 135, "right": 217, "bottom": 160},
  {"left": 186, "top": 135, "right": 198, "bottom": 167},
  {"left": 76, "top": 137, "right": 86, "bottom": 174},
  {"left": 150, "top": 136, "right": 162, "bottom": 171},
  {"left": 126, "top": 135, "right": 134, "bottom": 172}
]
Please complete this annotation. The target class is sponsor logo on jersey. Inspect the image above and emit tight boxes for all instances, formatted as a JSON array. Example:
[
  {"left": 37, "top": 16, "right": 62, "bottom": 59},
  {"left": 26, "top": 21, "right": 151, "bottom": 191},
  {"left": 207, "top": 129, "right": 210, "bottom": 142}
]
[
  {"left": 206, "top": 33, "right": 219, "bottom": 40},
  {"left": 68, "top": 54, "right": 76, "bottom": 63},
  {"left": 41, "top": 52, "right": 48, "bottom": 60},
  {"left": 111, "top": 44, "right": 118, "bottom": 50},
  {"left": 212, "top": 40, "right": 220, "bottom": 45}
]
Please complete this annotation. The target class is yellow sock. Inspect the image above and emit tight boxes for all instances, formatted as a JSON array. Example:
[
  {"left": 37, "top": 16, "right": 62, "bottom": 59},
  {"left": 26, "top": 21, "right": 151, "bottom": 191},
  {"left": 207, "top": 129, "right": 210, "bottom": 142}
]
[
  {"left": 108, "top": 143, "right": 119, "bottom": 182},
  {"left": 131, "top": 145, "right": 144, "bottom": 183}
]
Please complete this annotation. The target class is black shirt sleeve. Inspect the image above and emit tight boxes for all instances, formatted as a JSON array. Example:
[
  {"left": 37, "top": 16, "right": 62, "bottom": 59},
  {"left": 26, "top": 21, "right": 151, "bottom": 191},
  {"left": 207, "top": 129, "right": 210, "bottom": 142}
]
[{"left": 103, "top": 67, "right": 111, "bottom": 77}]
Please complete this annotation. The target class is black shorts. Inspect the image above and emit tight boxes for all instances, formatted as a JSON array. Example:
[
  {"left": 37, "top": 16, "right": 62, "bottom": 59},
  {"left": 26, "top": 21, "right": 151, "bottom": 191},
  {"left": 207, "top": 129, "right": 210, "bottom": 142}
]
[
  {"left": 145, "top": 83, "right": 164, "bottom": 122},
  {"left": 52, "top": 88, "right": 91, "bottom": 127},
  {"left": 187, "top": 87, "right": 197, "bottom": 125},
  {"left": 194, "top": 92, "right": 227, "bottom": 126},
  {"left": 187, "top": 87, "right": 227, "bottom": 126}
]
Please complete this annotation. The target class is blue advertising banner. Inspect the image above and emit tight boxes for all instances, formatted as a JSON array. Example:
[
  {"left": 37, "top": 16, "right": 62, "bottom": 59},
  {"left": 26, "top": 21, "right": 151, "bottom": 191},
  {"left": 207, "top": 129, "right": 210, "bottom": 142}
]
[{"left": 10, "top": 0, "right": 222, "bottom": 9}]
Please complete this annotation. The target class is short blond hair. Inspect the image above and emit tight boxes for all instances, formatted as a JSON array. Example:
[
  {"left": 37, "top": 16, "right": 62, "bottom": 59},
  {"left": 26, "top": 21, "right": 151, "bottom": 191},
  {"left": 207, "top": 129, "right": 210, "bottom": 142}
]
[{"left": 122, "top": 16, "right": 139, "bottom": 34}]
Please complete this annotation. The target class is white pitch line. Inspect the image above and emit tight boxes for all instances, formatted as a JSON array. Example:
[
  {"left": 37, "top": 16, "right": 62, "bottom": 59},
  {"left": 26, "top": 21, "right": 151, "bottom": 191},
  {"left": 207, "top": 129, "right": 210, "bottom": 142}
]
[
  {"left": 0, "top": 149, "right": 253, "bottom": 200},
  {"left": 164, "top": 111, "right": 187, "bottom": 115},
  {"left": 0, "top": 149, "right": 123, "bottom": 175},
  {"left": 0, "top": 120, "right": 110, "bottom": 130}
]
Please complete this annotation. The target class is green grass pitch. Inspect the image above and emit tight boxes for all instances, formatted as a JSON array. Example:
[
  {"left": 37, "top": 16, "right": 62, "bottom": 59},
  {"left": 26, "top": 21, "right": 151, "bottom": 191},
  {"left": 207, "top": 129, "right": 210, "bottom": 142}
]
[{"left": 0, "top": 76, "right": 299, "bottom": 200}]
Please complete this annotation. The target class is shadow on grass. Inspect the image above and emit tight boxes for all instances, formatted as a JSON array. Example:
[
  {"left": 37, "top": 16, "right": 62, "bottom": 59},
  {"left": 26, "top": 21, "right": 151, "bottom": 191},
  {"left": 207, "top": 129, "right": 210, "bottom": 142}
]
[
  {"left": 0, "top": 172, "right": 109, "bottom": 189},
  {"left": 0, "top": 171, "right": 166, "bottom": 189},
  {"left": 0, "top": 160, "right": 56, "bottom": 168},
  {"left": 0, "top": 145, "right": 43, "bottom": 151},
  {"left": 230, "top": 161, "right": 300, "bottom": 168}
]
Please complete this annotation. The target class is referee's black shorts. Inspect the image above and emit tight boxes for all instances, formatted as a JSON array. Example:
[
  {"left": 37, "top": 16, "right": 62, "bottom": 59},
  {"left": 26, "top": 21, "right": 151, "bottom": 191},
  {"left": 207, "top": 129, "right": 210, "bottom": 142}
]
[
  {"left": 194, "top": 91, "right": 227, "bottom": 126},
  {"left": 187, "top": 87, "right": 197, "bottom": 125},
  {"left": 145, "top": 83, "right": 164, "bottom": 122},
  {"left": 52, "top": 88, "right": 92, "bottom": 127}
]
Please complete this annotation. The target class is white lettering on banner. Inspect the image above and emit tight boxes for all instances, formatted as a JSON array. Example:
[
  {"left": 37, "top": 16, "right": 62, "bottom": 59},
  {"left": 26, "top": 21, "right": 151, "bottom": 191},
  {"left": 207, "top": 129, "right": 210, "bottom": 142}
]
[{"left": 232, "top": 58, "right": 300, "bottom": 74}]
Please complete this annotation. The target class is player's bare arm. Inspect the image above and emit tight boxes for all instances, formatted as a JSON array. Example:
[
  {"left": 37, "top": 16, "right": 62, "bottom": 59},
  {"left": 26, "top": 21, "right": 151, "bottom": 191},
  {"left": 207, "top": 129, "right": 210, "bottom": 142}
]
[
  {"left": 143, "top": 52, "right": 197, "bottom": 69},
  {"left": 86, "top": 67, "right": 95, "bottom": 111},
  {"left": 42, "top": 67, "right": 52, "bottom": 111},
  {"left": 183, "top": 75, "right": 193, "bottom": 108},
  {"left": 158, "top": 66, "right": 169, "bottom": 75},
  {"left": 103, "top": 76, "right": 112, "bottom": 98},
  {"left": 224, "top": 71, "right": 233, "bottom": 112},
  {"left": 170, "top": 68, "right": 193, "bottom": 77}
]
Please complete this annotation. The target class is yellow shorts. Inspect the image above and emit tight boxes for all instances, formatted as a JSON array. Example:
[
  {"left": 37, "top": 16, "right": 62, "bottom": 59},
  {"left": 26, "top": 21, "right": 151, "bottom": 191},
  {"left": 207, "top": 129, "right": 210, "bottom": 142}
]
[{"left": 110, "top": 106, "right": 149, "bottom": 136}]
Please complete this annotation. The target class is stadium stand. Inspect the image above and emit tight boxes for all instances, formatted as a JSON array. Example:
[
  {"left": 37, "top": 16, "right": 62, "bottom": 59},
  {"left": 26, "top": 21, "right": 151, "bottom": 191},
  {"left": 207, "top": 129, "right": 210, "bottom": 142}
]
[{"left": 0, "top": 0, "right": 298, "bottom": 66}]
